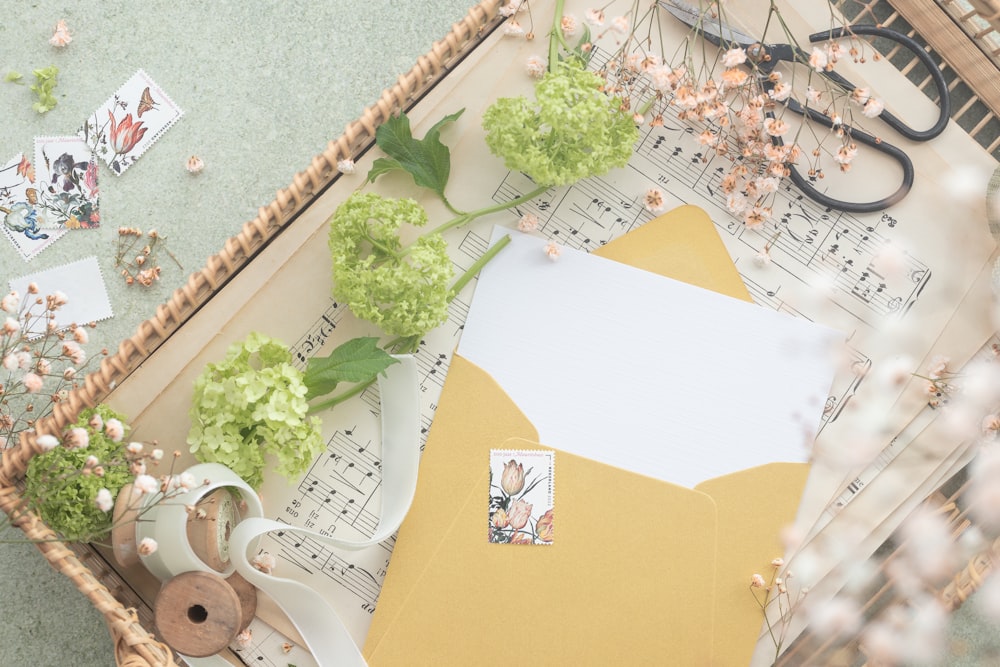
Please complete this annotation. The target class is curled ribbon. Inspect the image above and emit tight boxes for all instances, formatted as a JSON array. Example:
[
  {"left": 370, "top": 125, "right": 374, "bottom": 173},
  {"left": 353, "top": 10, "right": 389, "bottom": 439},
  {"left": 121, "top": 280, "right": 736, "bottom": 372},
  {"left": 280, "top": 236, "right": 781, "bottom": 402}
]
[{"left": 135, "top": 355, "right": 421, "bottom": 667}]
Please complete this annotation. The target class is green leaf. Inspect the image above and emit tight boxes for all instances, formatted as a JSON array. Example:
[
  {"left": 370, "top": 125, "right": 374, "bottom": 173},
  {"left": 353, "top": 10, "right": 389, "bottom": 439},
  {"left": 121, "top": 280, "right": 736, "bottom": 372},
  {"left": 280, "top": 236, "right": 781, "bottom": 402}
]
[
  {"left": 365, "top": 109, "right": 464, "bottom": 198},
  {"left": 366, "top": 156, "right": 404, "bottom": 183},
  {"left": 304, "top": 337, "right": 399, "bottom": 401},
  {"left": 5, "top": 71, "right": 23, "bottom": 83},
  {"left": 29, "top": 65, "right": 59, "bottom": 114}
]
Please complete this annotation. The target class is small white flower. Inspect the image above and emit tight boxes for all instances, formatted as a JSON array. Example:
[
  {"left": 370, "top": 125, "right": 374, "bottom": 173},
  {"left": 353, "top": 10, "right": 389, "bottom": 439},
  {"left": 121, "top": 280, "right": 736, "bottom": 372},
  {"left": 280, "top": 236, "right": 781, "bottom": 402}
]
[
  {"left": 0, "top": 291, "right": 19, "bottom": 313},
  {"left": 104, "top": 418, "right": 124, "bottom": 442},
  {"left": 3, "top": 317, "right": 20, "bottom": 335},
  {"left": 67, "top": 427, "right": 89, "bottom": 449},
  {"left": 808, "top": 47, "right": 828, "bottom": 72},
  {"left": 151, "top": 448, "right": 164, "bottom": 461},
  {"left": 754, "top": 248, "right": 772, "bottom": 267},
  {"left": 133, "top": 474, "right": 159, "bottom": 495},
  {"left": 178, "top": 471, "right": 197, "bottom": 490},
  {"left": 126, "top": 441, "right": 144, "bottom": 454},
  {"left": 502, "top": 20, "right": 525, "bottom": 37},
  {"left": 95, "top": 488, "right": 113, "bottom": 512},
  {"left": 252, "top": 552, "right": 277, "bottom": 574},
  {"left": 36, "top": 434, "right": 59, "bottom": 451},
  {"left": 584, "top": 9, "right": 605, "bottom": 27},
  {"left": 862, "top": 97, "right": 884, "bottom": 118},
  {"left": 137, "top": 537, "right": 158, "bottom": 556},
  {"left": 336, "top": 159, "right": 355, "bottom": 174}
]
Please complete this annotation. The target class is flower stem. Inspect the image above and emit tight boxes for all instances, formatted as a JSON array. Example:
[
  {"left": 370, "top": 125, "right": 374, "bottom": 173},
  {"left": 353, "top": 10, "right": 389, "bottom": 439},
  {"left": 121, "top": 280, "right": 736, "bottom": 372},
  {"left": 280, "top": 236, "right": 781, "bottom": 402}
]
[
  {"left": 307, "top": 378, "right": 375, "bottom": 415},
  {"left": 449, "top": 234, "right": 512, "bottom": 299},
  {"left": 422, "top": 184, "right": 549, "bottom": 238}
]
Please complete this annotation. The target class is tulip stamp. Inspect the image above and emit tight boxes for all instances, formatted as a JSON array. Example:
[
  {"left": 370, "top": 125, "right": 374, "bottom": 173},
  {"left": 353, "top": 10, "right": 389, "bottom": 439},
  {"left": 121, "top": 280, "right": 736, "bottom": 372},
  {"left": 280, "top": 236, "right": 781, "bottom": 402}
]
[
  {"left": 33, "top": 137, "right": 100, "bottom": 229},
  {"left": 78, "top": 69, "right": 183, "bottom": 175},
  {"left": 489, "top": 449, "right": 554, "bottom": 545}
]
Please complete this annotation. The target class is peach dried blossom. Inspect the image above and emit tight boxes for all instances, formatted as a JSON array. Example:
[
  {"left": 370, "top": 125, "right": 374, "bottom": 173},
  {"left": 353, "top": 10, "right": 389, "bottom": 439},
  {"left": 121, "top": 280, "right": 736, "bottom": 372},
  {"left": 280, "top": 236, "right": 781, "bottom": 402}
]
[
  {"left": 137, "top": 537, "right": 158, "bottom": 556},
  {"left": 720, "top": 67, "right": 748, "bottom": 89},
  {"left": 544, "top": 241, "right": 562, "bottom": 261},
  {"left": 585, "top": 9, "right": 605, "bottom": 27},
  {"left": 49, "top": 19, "right": 72, "bottom": 48},
  {"left": 105, "top": 418, "right": 124, "bottom": 442},
  {"left": 643, "top": 188, "right": 666, "bottom": 213},
  {"left": 525, "top": 55, "right": 546, "bottom": 79},
  {"left": 0, "top": 291, "right": 19, "bottom": 313},
  {"left": 503, "top": 20, "right": 525, "bottom": 37},
  {"left": 561, "top": 14, "right": 579, "bottom": 36},
  {"left": 750, "top": 573, "right": 767, "bottom": 588},
  {"left": 36, "top": 434, "right": 59, "bottom": 451},
  {"left": 763, "top": 117, "right": 790, "bottom": 137},
  {"left": 517, "top": 212, "right": 539, "bottom": 232},
  {"left": 95, "top": 488, "right": 113, "bottom": 512},
  {"left": 722, "top": 47, "right": 747, "bottom": 68},
  {"left": 809, "top": 47, "right": 829, "bottom": 71},
  {"left": 185, "top": 156, "right": 205, "bottom": 174},
  {"left": 863, "top": 97, "right": 885, "bottom": 118},
  {"left": 22, "top": 372, "right": 43, "bottom": 393},
  {"left": 610, "top": 15, "right": 629, "bottom": 34},
  {"left": 252, "top": 552, "right": 277, "bottom": 574}
]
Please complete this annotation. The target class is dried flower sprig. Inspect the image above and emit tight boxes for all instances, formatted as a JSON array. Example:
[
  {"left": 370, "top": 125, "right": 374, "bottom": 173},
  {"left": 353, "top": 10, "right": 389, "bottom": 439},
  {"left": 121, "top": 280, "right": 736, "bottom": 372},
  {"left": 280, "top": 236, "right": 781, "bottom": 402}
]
[
  {"left": 749, "top": 556, "right": 808, "bottom": 663},
  {"left": 114, "top": 227, "right": 181, "bottom": 287},
  {"left": 1, "top": 284, "right": 106, "bottom": 448}
]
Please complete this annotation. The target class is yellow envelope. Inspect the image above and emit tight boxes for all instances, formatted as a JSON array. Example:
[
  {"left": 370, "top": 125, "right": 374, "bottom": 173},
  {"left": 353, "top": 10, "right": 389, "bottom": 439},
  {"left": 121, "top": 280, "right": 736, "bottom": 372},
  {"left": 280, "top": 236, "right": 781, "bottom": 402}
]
[{"left": 363, "top": 206, "right": 810, "bottom": 666}]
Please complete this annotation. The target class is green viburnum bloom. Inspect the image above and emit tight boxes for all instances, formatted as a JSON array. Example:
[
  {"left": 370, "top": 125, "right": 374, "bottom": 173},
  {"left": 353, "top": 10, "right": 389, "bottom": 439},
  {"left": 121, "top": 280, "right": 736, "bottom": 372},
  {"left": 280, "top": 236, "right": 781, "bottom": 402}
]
[
  {"left": 23, "top": 405, "right": 133, "bottom": 542},
  {"left": 482, "top": 60, "right": 639, "bottom": 187},
  {"left": 187, "top": 332, "right": 323, "bottom": 489},
  {"left": 328, "top": 192, "right": 452, "bottom": 338}
]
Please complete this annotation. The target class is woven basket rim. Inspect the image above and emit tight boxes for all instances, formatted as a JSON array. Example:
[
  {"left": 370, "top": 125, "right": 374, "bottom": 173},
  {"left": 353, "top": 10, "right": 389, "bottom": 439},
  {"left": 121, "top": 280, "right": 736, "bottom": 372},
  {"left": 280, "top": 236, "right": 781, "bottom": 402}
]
[{"left": 0, "top": 2, "right": 503, "bottom": 664}]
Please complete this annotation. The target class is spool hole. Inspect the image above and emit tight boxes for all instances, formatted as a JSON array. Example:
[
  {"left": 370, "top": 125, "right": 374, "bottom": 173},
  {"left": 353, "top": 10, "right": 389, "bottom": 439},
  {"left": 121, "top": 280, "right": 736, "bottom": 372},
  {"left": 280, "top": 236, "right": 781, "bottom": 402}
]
[{"left": 188, "top": 604, "right": 209, "bottom": 624}]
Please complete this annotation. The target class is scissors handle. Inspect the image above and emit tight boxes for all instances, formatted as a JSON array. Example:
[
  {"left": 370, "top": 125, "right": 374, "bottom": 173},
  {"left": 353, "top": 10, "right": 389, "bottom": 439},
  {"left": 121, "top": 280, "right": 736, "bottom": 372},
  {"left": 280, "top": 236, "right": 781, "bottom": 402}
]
[{"left": 807, "top": 25, "right": 951, "bottom": 141}]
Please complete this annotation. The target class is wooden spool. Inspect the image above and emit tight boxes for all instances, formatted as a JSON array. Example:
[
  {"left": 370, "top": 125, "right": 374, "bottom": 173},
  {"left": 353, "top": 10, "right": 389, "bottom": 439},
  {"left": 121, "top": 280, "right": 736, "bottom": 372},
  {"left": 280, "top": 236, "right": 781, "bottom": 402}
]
[
  {"left": 226, "top": 571, "right": 258, "bottom": 632},
  {"left": 185, "top": 487, "right": 237, "bottom": 572},
  {"left": 154, "top": 571, "right": 242, "bottom": 657}
]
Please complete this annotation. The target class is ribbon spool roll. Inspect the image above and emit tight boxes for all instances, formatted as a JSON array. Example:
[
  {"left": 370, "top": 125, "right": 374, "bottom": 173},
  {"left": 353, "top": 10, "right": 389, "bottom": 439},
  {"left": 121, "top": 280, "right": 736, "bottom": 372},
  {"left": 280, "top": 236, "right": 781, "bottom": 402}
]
[
  {"left": 186, "top": 488, "right": 238, "bottom": 572},
  {"left": 154, "top": 571, "right": 243, "bottom": 658}
]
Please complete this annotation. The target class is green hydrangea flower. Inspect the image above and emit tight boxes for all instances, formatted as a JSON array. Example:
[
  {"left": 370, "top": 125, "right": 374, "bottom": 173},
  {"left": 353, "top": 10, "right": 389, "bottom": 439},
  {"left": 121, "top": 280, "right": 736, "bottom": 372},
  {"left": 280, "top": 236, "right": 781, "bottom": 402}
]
[
  {"left": 23, "top": 405, "right": 132, "bottom": 542},
  {"left": 187, "top": 332, "right": 324, "bottom": 489},
  {"left": 482, "top": 60, "right": 639, "bottom": 187},
  {"left": 328, "top": 192, "right": 452, "bottom": 338}
]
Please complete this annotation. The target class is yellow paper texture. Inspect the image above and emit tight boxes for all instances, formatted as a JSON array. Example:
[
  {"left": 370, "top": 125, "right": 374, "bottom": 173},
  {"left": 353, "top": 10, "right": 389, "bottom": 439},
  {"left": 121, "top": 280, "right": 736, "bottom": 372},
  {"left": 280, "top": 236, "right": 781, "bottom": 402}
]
[{"left": 365, "top": 206, "right": 806, "bottom": 665}]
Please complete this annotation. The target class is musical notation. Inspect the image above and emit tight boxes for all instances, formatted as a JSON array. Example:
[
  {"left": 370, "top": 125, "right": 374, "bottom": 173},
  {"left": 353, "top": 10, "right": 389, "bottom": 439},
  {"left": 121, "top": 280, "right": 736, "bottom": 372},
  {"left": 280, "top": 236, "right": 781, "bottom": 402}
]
[
  {"left": 235, "top": 616, "right": 318, "bottom": 667},
  {"left": 289, "top": 298, "right": 349, "bottom": 369}
]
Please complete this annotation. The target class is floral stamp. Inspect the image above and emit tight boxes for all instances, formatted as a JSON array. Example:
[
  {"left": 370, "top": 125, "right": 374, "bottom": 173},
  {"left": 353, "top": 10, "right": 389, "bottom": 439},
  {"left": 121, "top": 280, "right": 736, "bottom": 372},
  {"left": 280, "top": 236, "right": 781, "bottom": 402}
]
[
  {"left": 79, "top": 69, "right": 183, "bottom": 175},
  {"left": 489, "top": 449, "right": 554, "bottom": 545},
  {"left": 34, "top": 137, "right": 100, "bottom": 229},
  {"left": 0, "top": 152, "right": 67, "bottom": 261}
]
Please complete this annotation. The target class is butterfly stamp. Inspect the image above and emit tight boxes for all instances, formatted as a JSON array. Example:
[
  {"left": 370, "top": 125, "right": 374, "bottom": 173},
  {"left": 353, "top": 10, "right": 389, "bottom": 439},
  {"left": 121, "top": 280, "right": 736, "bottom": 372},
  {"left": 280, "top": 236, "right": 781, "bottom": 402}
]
[
  {"left": 34, "top": 136, "right": 100, "bottom": 229},
  {"left": 489, "top": 449, "right": 555, "bottom": 545},
  {"left": 78, "top": 69, "right": 183, "bottom": 175},
  {"left": 0, "top": 152, "right": 67, "bottom": 261}
]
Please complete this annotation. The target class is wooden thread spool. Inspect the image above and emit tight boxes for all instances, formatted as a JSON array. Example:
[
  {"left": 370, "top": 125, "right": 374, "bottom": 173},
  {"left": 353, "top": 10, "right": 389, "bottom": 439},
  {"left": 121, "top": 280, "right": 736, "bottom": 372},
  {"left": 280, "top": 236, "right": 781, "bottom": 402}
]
[
  {"left": 226, "top": 571, "right": 258, "bottom": 633},
  {"left": 154, "top": 571, "right": 242, "bottom": 657},
  {"left": 186, "top": 487, "right": 237, "bottom": 572}
]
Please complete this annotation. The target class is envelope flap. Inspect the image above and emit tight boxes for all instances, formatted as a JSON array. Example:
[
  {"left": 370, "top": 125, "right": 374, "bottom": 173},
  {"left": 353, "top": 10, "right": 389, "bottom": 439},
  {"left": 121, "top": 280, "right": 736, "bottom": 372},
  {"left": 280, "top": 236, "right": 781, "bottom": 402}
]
[
  {"left": 695, "top": 462, "right": 811, "bottom": 666},
  {"left": 367, "top": 436, "right": 720, "bottom": 665},
  {"left": 592, "top": 204, "right": 752, "bottom": 303}
]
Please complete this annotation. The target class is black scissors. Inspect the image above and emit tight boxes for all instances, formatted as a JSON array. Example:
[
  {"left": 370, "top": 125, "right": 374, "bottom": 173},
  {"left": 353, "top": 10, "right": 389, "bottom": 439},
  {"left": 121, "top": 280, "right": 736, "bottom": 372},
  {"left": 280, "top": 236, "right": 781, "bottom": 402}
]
[{"left": 660, "top": 0, "right": 951, "bottom": 213}]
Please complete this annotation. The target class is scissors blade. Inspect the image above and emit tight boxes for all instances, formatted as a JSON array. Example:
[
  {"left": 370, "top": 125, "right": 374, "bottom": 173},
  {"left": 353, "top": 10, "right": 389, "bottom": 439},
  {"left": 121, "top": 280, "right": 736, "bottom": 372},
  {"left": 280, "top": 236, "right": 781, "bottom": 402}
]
[{"left": 659, "top": 0, "right": 759, "bottom": 48}]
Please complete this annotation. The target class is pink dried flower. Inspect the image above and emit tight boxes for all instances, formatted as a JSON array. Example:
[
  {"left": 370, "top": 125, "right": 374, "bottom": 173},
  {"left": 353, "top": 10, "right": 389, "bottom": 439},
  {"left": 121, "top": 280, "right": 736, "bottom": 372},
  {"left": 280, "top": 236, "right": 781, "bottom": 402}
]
[
  {"left": 0, "top": 291, "right": 19, "bottom": 313},
  {"left": 126, "top": 441, "right": 144, "bottom": 454},
  {"left": 525, "top": 55, "right": 546, "bottom": 79},
  {"left": 544, "top": 241, "right": 562, "bottom": 261},
  {"left": 185, "top": 156, "right": 205, "bottom": 174},
  {"left": 517, "top": 213, "right": 539, "bottom": 233},
  {"left": 336, "top": 159, "right": 355, "bottom": 175},
  {"left": 863, "top": 98, "right": 884, "bottom": 118},
  {"left": 763, "top": 117, "right": 790, "bottom": 137},
  {"left": 809, "top": 47, "right": 828, "bottom": 71},
  {"left": 252, "top": 552, "right": 277, "bottom": 574},
  {"left": 72, "top": 326, "right": 89, "bottom": 345},
  {"left": 503, "top": 20, "right": 525, "bottom": 37},
  {"left": 585, "top": 9, "right": 605, "bottom": 27},
  {"left": 561, "top": 14, "right": 579, "bottom": 36},
  {"left": 722, "top": 47, "right": 747, "bottom": 68},
  {"left": 643, "top": 188, "right": 666, "bottom": 213},
  {"left": 88, "top": 413, "right": 103, "bottom": 431},
  {"left": 3, "top": 317, "right": 20, "bottom": 335},
  {"left": 49, "top": 19, "right": 72, "bottom": 48},
  {"left": 750, "top": 573, "right": 767, "bottom": 588},
  {"left": 22, "top": 372, "right": 43, "bottom": 393},
  {"left": 233, "top": 628, "right": 253, "bottom": 650},
  {"left": 67, "top": 427, "right": 89, "bottom": 449}
]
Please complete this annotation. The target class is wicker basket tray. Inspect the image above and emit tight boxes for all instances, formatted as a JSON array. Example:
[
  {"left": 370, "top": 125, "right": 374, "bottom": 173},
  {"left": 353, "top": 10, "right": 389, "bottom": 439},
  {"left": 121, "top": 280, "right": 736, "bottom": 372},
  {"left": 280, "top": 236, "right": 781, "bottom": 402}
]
[{"left": 1, "top": 0, "right": 999, "bottom": 665}]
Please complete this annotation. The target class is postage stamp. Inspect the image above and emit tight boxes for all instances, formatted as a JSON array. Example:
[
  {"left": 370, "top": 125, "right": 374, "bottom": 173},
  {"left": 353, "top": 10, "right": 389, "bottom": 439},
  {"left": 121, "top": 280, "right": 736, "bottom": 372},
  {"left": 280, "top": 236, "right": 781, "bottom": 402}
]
[
  {"left": 489, "top": 449, "right": 555, "bottom": 545},
  {"left": 78, "top": 69, "right": 183, "bottom": 175},
  {"left": 8, "top": 255, "right": 114, "bottom": 335},
  {"left": 0, "top": 152, "right": 67, "bottom": 261},
  {"left": 34, "top": 136, "right": 100, "bottom": 229}
]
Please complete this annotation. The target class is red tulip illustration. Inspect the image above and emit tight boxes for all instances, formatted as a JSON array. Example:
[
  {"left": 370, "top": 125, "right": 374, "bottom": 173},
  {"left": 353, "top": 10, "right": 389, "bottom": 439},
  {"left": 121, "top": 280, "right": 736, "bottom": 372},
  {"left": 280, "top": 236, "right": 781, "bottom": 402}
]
[{"left": 107, "top": 110, "right": 147, "bottom": 163}]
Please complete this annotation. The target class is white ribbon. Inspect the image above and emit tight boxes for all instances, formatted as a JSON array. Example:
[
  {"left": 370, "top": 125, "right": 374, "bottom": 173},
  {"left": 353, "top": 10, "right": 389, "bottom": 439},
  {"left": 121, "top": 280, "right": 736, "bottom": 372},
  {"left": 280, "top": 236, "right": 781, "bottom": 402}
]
[{"left": 136, "top": 355, "right": 421, "bottom": 667}]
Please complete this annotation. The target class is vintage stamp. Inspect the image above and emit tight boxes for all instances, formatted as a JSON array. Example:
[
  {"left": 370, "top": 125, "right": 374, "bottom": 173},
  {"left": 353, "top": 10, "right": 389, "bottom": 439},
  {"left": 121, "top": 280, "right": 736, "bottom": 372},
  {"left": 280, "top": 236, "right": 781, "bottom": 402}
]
[
  {"left": 0, "top": 152, "right": 67, "bottom": 261},
  {"left": 79, "top": 69, "right": 183, "bottom": 175},
  {"left": 489, "top": 449, "right": 555, "bottom": 545},
  {"left": 34, "top": 136, "right": 100, "bottom": 229}
]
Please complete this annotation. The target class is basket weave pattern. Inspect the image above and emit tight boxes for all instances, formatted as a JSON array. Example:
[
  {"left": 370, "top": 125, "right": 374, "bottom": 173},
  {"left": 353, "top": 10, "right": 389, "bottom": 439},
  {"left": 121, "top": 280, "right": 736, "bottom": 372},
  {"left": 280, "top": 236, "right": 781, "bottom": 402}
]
[{"left": 0, "top": 2, "right": 501, "bottom": 665}]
